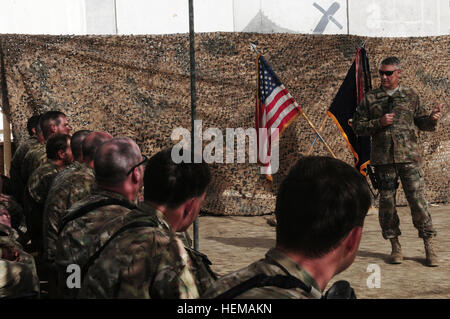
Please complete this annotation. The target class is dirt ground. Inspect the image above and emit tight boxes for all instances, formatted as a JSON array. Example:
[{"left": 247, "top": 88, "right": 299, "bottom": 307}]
[{"left": 191, "top": 203, "right": 450, "bottom": 299}]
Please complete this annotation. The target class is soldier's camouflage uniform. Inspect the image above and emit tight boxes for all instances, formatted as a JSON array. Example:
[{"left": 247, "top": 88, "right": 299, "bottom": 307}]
[
  {"left": 0, "top": 195, "right": 28, "bottom": 246},
  {"left": 43, "top": 162, "right": 95, "bottom": 263},
  {"left": 352, "top": 86, "right": 437, "bottom": 239},
  {"left": 79, "top": 202, "right": 217, "bottom": 299},
  {"left": 10, "top": 136, "right": 40, "bottom": 204},
  {"left": 24, "top": 159, "right": 62, "bottom": 253},
  {"left": 55, "top": 190, "right": 137, "bottom": 298},
  {"left": 20, "top": 142, "right": 47, "bottom": 191},
  {"left": 0, "top": 223, "right": 40, "bottom": 298},
  {"left": 202, "top": 248, "right": 322, "bottom": 299}
]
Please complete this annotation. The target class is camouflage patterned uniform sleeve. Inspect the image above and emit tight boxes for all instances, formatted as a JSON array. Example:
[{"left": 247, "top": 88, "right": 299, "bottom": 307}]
[
  {"left": 20, "top": 144, "right": 46, "bottom": 184},
  {"left": 410, "top": 89, "right": 437, "bottom": 131},
  {"left": 27, "top": 161, "right": 60, "bottom": 204},
  {"left": 148, "top": 235, "right": 200, "bottom": 299},
  {"left": 352, "top": 90, "right": 384, "bottom": 136}
]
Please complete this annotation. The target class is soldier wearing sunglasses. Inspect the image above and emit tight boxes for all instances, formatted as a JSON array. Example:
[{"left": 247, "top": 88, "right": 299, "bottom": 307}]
[{"left": 352, "top": 56, "right": 443, "bottom": 267}]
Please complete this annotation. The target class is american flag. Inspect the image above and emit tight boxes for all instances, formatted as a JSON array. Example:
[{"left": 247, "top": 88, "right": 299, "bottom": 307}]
[{"left": 256, "top": 54, "right": 302, "bottom": 181}]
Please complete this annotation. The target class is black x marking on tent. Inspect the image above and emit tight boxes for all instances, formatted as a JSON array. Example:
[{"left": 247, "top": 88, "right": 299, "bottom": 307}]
[{"left": 313, "top": 2, "right": 343, "bottom": 34}]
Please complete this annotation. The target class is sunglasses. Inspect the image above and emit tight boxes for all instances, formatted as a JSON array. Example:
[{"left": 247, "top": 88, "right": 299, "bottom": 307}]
[
  {"left": 379, "top": 70, "right": 398, "bottom": 76},
  {"left": 127, "top": 154, "right": 148, "bottom": 175}
]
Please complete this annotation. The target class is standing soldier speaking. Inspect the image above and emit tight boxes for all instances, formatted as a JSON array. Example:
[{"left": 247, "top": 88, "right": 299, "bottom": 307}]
[{"left": 352, "top": 56, "right": 442, "bottom": 267}]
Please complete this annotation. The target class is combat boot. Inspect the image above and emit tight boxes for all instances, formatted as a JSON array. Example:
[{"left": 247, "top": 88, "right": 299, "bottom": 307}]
[
  {"left": 389, "top": 237, "right": 403, "bottom": 264},
  {"left": 423, "top": 237, "right": 438, "bottom": 267}
]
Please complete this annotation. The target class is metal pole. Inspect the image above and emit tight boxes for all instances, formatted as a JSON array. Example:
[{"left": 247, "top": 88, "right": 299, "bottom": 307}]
[
  {"left": 188, "top": 0, "right": 199, "bottom": 250},
  {"left": 346, "top": 0, "right": 350, "bottom": 35},
  {"left": 0, "top": 42, "right": 12, "bottom": 177},
  {"left": 2, "top": 111, "right": 11, "bottom": 176}
]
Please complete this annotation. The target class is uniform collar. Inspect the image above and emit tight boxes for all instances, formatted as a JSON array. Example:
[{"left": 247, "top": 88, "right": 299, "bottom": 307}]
[
  {"left": 379, "top": 85, "right": 406, "bottom": 98},
  {"left": 265, "top": 247, "right": 322, "bottom": 298},
  {"left": 94, "top": 189, "right": 137, "bottom": 205},
  {"left": 138, "top": 201, "right": 172, "bottom": 232}
]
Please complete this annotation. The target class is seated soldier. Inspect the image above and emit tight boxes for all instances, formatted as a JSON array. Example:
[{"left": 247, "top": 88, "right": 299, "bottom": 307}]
[
  {"left": 0, "top": 209, "right": 40, "bottom": 299},
  {"left": 23, "top": 134, "right": 73, "bottom": 255},
  {"left": 202, "top": 156, "right": 371, "bottom": 299},
  {"left": 41, "top": 129, "right": 92, "bottom": 298},
  {"left": 10, "top": 114, "right": 42, "bottom": 205},
  {"left": 78, "top": 147, "right": 217, "bottom": 299},
  {"left": 55, "top": 137, "right": 143, "bottom": 298}
]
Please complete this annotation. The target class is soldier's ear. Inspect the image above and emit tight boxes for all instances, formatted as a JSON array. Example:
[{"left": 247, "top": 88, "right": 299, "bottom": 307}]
[
  {"left": 57, "top": 149, "right": 65, "bottom": 160},
  {"left": 130, "top": 166, "right": 143, "bottom": 185},
  {"left": 183, "top": 198, "right": 196, "bottom": 218},
  {"left": 343, "top": 226, "right": 362, "bottom": 256}
]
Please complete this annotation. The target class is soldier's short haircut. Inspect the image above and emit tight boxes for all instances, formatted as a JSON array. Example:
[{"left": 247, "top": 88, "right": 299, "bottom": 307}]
[
  {"left": 94, "top": 137, "right": 141, "bottom": 186},
  {"left": 26, "top": 115, "right": 41, "bottom": 137},
  {"left": 40, "top": 111, "right": 67, "bottom": 140},
  {"left": 275, "top": 156, "right": 371, "bottom": 258},
  {"left": 46, "top": 134, "right": 70, "bottom": 161},
  {"left": 82, "top": 131, "right": 113, "bottom": 162},
  {"left": 144, "top": 147, "right": 211, "bottom": 209},
  {"left": 380, "top": 56, "right": 401, "bottom": 69},
  {"left": 70, "top": 130, "right": 92, "bottom": 161}
]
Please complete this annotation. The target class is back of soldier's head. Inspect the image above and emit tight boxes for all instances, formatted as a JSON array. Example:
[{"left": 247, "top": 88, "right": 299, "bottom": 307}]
[
  {"left": 94, "top": 137, "right": 141, "bottom": 187},
  {"left": 46, "top": 133, "right": 70, "bottom": 161},
  {"left": 275, "top": 156, "right": 371, "bottom": 258},
  {"left": 70, "top": 130, "right": 92, "bottom": 162},
  {"left": 143, "top": 147, "right": 211, "bottom": 209},
  {"left": 27, "top": 115, "right": 41, "bottom": 137},
  {"left": 40, "top": 111, "right": 66, "bottom": 140},
  {"left": 81, "top": 131, "right": 112, "bottom": 163}
]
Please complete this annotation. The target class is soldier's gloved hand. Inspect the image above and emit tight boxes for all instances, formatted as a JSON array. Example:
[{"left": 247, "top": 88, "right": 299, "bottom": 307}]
[{"left": 323, "top": 280, "right": 357, "bottom": 299}]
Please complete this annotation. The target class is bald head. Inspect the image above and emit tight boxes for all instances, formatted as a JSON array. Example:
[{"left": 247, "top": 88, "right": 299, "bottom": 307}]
[
  {"left": 94, "top": 137, "right": 142, "bottom": 187},
  {"left": 82, "top": 131, "right": 113, "bottom": 163}
]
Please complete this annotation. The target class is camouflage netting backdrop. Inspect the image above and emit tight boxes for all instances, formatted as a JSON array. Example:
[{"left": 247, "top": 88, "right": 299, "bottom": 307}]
[{"left": 0, "top": 33, "right": 448, "bottom": 216}]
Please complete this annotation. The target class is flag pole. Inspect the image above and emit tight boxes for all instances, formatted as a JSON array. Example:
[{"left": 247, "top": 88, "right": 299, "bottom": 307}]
[
  {"left": 306, "top": 114, "right": 329, "bottom": 156},
  {"left": 301, "top": 111, "right": 336, "bottom": 158}
]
